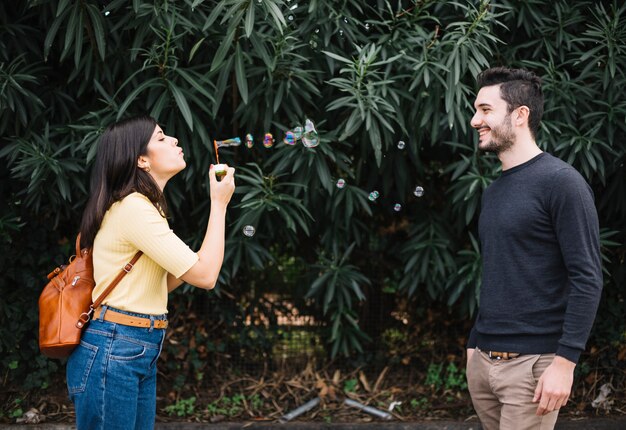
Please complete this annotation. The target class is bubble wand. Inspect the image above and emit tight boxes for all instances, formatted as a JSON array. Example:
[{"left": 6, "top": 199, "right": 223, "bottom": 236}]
[
  {"left": 212, "top": 139, "right": 227, "bottom": 179},
  {"left": 213, "top": 139, "right": 220, "bottom": 164}
]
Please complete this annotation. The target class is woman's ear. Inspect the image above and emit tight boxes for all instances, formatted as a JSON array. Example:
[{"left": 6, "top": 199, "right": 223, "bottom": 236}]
[{"left": 137, "top": 156, "right": 150, "bottom": 171}]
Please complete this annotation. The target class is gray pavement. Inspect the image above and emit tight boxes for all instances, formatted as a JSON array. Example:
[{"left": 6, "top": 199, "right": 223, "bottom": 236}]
[{"left": 1, "top": 417, "right": 625, "bottom": 429}]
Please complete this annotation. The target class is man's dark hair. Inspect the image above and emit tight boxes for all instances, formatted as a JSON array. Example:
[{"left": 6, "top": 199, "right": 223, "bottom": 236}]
[{"left": 477, "top": 67, "right": 544, "bottom": 140}]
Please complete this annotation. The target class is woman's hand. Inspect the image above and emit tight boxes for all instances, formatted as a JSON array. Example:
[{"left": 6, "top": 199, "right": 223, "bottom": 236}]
[{"left": 209, "top": 164, "right": 235, "bottom": 207}]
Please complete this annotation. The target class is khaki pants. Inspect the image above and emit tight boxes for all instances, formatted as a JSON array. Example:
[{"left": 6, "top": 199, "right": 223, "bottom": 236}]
[{"left": 467, "top": 349, "right": 559, "bottom": 430}]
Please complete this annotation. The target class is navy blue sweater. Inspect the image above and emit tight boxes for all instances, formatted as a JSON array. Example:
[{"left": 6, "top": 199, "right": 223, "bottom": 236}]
[{"left": 468, "top": 152, "right": 603, "bottom": 363}]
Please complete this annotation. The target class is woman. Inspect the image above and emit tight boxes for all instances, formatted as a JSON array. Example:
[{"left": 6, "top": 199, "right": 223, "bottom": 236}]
[{"left": 66, "top": 116, "right": 235, "bottom": 429}]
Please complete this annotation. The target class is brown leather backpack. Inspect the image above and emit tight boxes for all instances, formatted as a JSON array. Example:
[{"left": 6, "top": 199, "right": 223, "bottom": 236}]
[{"left": 39, "top": 235, "right": 141, "bottom": 358}]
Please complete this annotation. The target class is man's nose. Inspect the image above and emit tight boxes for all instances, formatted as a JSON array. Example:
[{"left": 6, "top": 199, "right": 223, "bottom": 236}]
[{"left": 470, "top": 112, "right": 481, "bottom": 129}]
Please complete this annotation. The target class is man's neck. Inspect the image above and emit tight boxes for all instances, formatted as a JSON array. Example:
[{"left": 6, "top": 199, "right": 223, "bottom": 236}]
[{"left": 498, "top": 136, "right": 543, "bottom": 171}]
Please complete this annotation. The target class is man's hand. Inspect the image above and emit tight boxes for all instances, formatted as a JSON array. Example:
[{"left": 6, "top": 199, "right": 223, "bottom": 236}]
[{"left": 533, "top": 356, "right": 575, "bottom": 415}]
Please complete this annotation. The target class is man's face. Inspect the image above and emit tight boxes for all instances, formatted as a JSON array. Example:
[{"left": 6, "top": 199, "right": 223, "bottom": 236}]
[{"left": 470, "top": 85, "right": 516, "bottom": 154}]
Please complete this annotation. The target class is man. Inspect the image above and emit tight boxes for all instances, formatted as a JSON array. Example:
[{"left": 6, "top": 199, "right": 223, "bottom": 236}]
[{"left": 465, "top": 67, "right": 603, "bottom": 430}]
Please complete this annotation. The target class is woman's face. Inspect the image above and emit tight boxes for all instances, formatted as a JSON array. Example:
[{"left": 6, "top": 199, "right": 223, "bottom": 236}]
[{"left": 138, "top": 125, "right": 186, "bottom": 186}]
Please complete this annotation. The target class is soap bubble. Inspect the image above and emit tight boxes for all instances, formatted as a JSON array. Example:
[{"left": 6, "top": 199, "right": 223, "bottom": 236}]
[
  {"left": 414, "top": 186, "right": 424, "bottom": 197},
  {"left": 215, "top": 137, "right": 241, "bottom": 147},
  {"left": 336, "top": 179, "right": 346, "bottom": 189},
  {"left": 397, "top": 140, "right": 405, "bottom": 150},
  {"left": 245, "top": 133, "right": 254, "bottom": 148},
  {"left": 302, "top": 118, "right": 319, "bottom": 148},
  {"left": 242, "top": 225, "right": 256, "bottom": 237},
  {"left": 364, "top": 23, "right": 370, "bottom": 31},
  {"left": 288, "top": 15, "right": 294, "bottom": 21},
  {"left": 283, "top": 131, "right": 296, "bottom": 145},
  {"left": 302, "top": 134, "right": 319, "bottom": 147},
  {"left": 368, "top": 191, "right": 379, "bottom": 201},
  {"left": 263, "top": 133, "right": 274, "bottom": 148},
  {"left": 393, "top": 203, "right": 402, "bottom": 212},
  {"left": 292, "top": 125, "right": 304, "bottom": 140},
  {"left": 315, "top": 28, "right": 319, "bottom": 33}
]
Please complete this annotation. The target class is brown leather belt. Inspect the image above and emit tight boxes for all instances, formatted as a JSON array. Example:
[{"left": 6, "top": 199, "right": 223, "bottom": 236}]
[
  {"left": 93, "top": 308, "right": 168, "bottom": 329},
  {"left": 485, "top": 350, "right": 520, "bottom": 360}
]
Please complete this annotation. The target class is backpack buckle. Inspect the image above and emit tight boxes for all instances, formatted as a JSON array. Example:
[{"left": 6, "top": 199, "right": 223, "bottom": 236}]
[{"left": 76, "top": 307, "right": 94, "bottom": 329}]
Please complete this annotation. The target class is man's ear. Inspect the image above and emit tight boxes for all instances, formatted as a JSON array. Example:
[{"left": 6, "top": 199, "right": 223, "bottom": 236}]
[{"left": 515, "top": 105, "right": 530, "bottom": 127}]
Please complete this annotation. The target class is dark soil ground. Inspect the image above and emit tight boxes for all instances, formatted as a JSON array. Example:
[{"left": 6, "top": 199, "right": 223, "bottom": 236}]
[
  {"left": 2, "top": 357, "right": 624, "bottom": 426},
  {"left": 2, "top": 308, "right": 624, "bottom": 426}
]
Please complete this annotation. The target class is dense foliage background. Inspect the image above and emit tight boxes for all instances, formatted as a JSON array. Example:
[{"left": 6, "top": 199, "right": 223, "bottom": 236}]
[{"left": 1, "top": 0, "right": 624, "bottom": 416}]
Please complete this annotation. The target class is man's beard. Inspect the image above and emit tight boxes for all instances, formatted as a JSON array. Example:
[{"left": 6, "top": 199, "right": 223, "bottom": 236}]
[{"left": 479, "top": 114, "right": 515, "bottom": 154}]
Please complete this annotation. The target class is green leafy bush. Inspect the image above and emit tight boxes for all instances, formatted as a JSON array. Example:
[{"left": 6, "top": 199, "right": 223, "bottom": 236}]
[{"left": 0, "top": 0, "right": 623, "bottom": 392}]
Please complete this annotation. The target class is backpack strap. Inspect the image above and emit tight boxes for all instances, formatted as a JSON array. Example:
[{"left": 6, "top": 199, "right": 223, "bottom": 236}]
[
  {"left": 92, "top": 250, "right": 143, "bottom": 309},
  {"left": 75, "top": 248, "right": 143, "bottom": 328}
]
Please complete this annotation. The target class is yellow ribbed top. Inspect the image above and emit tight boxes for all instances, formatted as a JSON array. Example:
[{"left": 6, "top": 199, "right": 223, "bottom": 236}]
[{"left": 92, "top": 192, "right": 199, "bottom": 314}]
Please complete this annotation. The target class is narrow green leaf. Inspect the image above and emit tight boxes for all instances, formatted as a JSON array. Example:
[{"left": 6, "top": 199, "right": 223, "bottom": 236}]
[
  {"left": 57, "top": 0, "right": 71, "bottom": 17},
  {"left": 249, "top": 34, "right": 272, "bottom": 68},
  {"left": 244, "top": 0, "right": 255, "bottom": 38},
  {"left": 85, "top": 4, "right": 106, "bottom": 61},
  {"left": 322, "top": 51, "right": 352, "bottom": 64},
  {"left": 212, "top": 56, "right": 233, "bottom": 116},
  {"left": 175, "top": 69, "right": 215, "bottom": 103},
  {"left": 169, "top": 84, "right": 194, "bottom": 131},
  {"left": 117, "top": 77, "right": 161, "bottom": 119},
  {"left": 150, "top": 92, "right": 169, "bottom": 120},
  {"left": 61, "top": 6, "right": 78, "bottom": 60},
  {"left": 73, "top": 8, "right": 84, "bottom": 67},
  {"left": 202, "top": 1, "right": 227, "bottom": 32},
  {"left": 188, "top": 37, "right": 206, "bottom": 62},
  {"left": 273, "top": 81, "right": 285, "bottom": 113},
  {"left": 210, "top": 27, "right": 236, "bottom": 72},
  {"left": 234, "top": 43, "right": 249, "bottom": 104},
  {"left": 266, "top": 0, "right": 286, "bottom": 30}
]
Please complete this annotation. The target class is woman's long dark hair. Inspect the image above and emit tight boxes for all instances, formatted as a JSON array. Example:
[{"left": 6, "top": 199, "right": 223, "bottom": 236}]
[{"left": 79, "top": 116, "right": 167, "bottom": 249}]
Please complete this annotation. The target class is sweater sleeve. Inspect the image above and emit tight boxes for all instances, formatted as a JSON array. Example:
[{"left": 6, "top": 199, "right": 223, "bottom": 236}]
[
  {"left": 117, "top": 193, "right": 199, "bottom": 278},
  {"left": 549, "top": 168, "right": 603, "bottom": 363}
]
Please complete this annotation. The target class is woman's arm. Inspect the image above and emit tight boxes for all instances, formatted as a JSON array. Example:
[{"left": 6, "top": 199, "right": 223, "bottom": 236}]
[
  {"left": 178, "top": 165, "right": 235, "bottom": 290},
  {"left": 167, "top": 273, "right": 184, "bottom": 292}
]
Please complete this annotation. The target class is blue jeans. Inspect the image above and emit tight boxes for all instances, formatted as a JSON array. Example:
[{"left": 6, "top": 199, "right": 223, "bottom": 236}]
[{"left": 66, "top": 306, "right": 166, "bottom": 430}]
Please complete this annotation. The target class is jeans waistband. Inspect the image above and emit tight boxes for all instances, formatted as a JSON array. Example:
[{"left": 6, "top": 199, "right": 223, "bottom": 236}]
[
  {"left": 100, "top": 305, "right": 167, "bottom": 320},
  {"left": 95, "top": 305, "right": 168, "bottom": 330}
]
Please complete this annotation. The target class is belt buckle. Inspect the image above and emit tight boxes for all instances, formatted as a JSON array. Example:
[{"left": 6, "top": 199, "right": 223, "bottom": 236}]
[{"left": 488, "top": 351, "right": 517, "bottom": 360}]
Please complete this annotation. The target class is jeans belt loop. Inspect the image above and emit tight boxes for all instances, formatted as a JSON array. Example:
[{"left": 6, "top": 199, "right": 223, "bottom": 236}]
[{"left": 99, "top": 305, "right": 108, "bottom": 322}]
